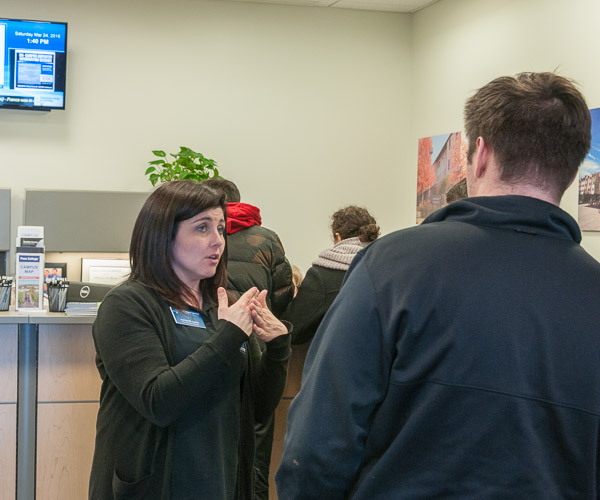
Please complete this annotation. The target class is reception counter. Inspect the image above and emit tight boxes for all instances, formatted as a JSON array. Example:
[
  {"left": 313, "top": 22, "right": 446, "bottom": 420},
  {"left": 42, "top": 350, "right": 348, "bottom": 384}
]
[
  {"left": 0, "top": 309, "right": 99, "bottom": 500},
  {"left": 0, "top": 309, "right": 309, "bottom": 500}
]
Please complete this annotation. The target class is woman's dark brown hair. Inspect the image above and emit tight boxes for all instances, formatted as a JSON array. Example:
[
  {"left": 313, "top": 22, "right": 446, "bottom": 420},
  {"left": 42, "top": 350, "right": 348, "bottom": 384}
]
[
  {"left": 331, "top": 206, "right": 380, "bottom": 243},
  {"left": 129, "top": 180, "right": 227, "bottom": 309}
]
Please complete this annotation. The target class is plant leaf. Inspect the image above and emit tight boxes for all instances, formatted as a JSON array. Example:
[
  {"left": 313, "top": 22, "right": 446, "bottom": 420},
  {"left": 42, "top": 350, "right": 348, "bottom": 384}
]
[{"left": 148, "top": 146, "right": 220, "bottom": 186}]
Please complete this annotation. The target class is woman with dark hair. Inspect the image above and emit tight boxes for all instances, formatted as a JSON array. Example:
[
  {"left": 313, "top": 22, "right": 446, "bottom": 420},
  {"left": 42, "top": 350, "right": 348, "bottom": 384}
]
[
  {"left": 282, "top": 205, "right": 379, "bottom": 345},
  {"left": 89, "top": 180, "right": 291, "bottom": 500}
]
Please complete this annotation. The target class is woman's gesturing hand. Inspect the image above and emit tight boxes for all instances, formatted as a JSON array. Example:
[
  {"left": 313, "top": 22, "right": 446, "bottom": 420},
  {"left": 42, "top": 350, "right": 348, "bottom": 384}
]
[
  {"left": 217, "top": 287, "right": 258, "bottom": 336},
  {"left": 249, "top": 290, "right": 288, "bottom": 342}
]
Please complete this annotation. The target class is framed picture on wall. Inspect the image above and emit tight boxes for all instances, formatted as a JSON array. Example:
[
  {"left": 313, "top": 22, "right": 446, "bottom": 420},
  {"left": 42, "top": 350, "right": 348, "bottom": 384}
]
[
  {"left": 416, "top": 131, "right": 468, "bottom": 224},
  {"left": 578, "top": 107, "right": 600, "bottom": 231},
  {"left": 81, "top": 258, "right": 130, "bottom": 285},
  {"left": 44, "top": 262, "right": 67, "bottom": 297},
  {"left": 44, "top": 262, "right": 67, "bottom": 282}
]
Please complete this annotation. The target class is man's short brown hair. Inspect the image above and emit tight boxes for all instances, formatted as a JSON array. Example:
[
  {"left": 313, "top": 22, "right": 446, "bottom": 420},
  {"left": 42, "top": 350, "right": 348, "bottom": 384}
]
[
  {"left": 464, "top": 72, "right": 591, "bottom": 199},
  {"left": 202, "top": 178, "right": 241, "bottom": 203}
]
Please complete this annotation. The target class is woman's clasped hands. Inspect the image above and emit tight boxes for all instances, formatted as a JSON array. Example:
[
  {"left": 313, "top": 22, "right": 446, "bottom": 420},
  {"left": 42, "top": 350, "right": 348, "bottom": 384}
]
[{"left": 217, "top": 287, "right": 288, "bottom": 342}]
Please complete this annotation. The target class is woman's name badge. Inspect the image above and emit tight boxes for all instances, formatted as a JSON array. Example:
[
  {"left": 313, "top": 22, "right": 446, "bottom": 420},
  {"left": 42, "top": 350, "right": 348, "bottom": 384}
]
[{"left": 170, "top": 307, "right": 206, "bottom": 328}]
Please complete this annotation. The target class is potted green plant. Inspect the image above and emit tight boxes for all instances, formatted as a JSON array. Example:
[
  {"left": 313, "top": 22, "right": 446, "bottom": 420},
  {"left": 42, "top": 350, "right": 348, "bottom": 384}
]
[{"left": 145, "top": 146, "right": 219, "bottom": 186}]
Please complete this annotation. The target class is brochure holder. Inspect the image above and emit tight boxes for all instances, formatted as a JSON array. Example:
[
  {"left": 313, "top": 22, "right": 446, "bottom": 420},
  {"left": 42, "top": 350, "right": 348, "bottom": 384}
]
[{"left": 15, "top": 226, "right": 45, "bottom": 313}]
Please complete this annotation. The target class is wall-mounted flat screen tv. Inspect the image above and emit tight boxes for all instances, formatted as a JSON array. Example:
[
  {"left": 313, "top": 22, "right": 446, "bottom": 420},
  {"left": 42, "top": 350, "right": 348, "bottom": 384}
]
[{"left": 0, "top": 18, "right": 67, "bottom": 111}]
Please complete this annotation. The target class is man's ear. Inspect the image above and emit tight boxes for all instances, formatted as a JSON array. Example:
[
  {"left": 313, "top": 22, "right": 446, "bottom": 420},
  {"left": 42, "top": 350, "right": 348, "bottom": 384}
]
[{"left": 475, "top": 137, "right": 489, "bottom": 178}]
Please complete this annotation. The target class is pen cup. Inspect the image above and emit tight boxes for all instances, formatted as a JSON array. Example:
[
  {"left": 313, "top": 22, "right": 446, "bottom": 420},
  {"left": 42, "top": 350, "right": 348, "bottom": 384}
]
[
  {"left": 0, "top": 283, "right": 11, "bottom": 311},
  {"left": 48, "top": 285, "right": 69, "bottom": 312}
]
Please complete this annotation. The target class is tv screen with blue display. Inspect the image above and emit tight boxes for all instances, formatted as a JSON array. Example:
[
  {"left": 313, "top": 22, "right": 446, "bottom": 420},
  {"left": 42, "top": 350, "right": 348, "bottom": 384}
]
[{"left": 0, "top": 18, "right": 67, "bottom": 111}]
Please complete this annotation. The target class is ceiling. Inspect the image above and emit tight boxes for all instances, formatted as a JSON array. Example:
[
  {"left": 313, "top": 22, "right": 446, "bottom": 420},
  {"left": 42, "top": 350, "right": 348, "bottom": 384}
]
[{"left": 228, "top": 0, "right": 440, "bottom": 14}]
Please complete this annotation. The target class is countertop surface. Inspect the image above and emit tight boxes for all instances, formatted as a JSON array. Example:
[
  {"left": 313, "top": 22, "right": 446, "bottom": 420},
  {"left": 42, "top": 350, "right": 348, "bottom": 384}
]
[{"left": 0, "top": 308, "right": 96, "bottom": 324}]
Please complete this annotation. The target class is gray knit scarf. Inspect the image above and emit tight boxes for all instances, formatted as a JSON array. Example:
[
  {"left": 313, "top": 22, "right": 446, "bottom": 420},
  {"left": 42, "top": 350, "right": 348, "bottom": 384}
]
[{"left": 312, "top": 236, "right": 367, "bottom": 271}]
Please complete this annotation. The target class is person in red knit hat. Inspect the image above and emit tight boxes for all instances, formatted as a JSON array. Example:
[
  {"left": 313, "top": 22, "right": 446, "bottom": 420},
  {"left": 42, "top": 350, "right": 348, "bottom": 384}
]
[{"left": 202, "top": 177, "right": 294, "bottom": 500}]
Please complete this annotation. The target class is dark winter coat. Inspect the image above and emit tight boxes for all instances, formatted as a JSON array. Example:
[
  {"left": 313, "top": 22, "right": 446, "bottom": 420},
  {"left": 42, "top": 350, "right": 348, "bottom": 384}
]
[
  {"left": 282, "top": 265, "right": 345, "bottom": 345},
  {"left": 226, "top": 225, "right": 294, "bottom": 318},
  {"left": 224, "top": 218, "right": 294, "bottom": 500},
  {"left": 277, "top": 196, "right": 600, "bottom": 499}
]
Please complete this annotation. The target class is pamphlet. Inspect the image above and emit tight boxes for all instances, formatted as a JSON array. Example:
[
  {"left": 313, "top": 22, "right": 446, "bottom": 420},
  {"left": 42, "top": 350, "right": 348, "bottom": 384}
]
[
  {"left": 16, "top": 225, "right": 45, "bottom": 248},
  {"left": 15, "top": 226, "right": 45, "bottom": 313}
]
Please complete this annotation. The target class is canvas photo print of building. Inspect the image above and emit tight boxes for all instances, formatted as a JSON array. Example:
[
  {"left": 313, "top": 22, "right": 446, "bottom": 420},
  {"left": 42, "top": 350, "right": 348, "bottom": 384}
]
[
  {"left": 578, "top": 107, "right": 600, "bottom": 231},
  {"left": 416, "top": 132, "right": 467, "bottom": 224}
]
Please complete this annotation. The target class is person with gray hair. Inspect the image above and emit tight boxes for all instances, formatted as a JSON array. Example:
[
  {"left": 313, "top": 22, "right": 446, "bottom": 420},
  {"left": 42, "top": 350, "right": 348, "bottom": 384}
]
[{"left": 277, "top": 72, "right": 600, "bottom": 498}]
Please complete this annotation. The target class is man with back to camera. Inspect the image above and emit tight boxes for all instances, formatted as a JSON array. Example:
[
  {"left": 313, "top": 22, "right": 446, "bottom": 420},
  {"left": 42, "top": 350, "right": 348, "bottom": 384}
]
[
  {"left": 202, "top": 177, "right": 294, "bottom": 500},
  {"left": 275, "top": 72, "right": 600, "bottom": 498}
]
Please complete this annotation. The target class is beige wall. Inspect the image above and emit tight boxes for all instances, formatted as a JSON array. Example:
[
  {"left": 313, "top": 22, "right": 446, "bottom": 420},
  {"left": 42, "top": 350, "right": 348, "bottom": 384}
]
[
  {"left": 0, "top": 0, "right": 411, "bottom": 272},
  {"left": 411, "top": 0, "right": 600, "bottom": 259},
  {"left": 3, "top": 0, "right": 600, "bottom": 272}
]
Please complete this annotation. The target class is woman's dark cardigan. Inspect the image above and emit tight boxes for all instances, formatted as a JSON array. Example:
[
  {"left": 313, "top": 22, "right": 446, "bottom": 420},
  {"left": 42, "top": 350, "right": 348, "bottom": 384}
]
[{"left": 89, "top": 281, "right": 291, "bottom": 499}]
